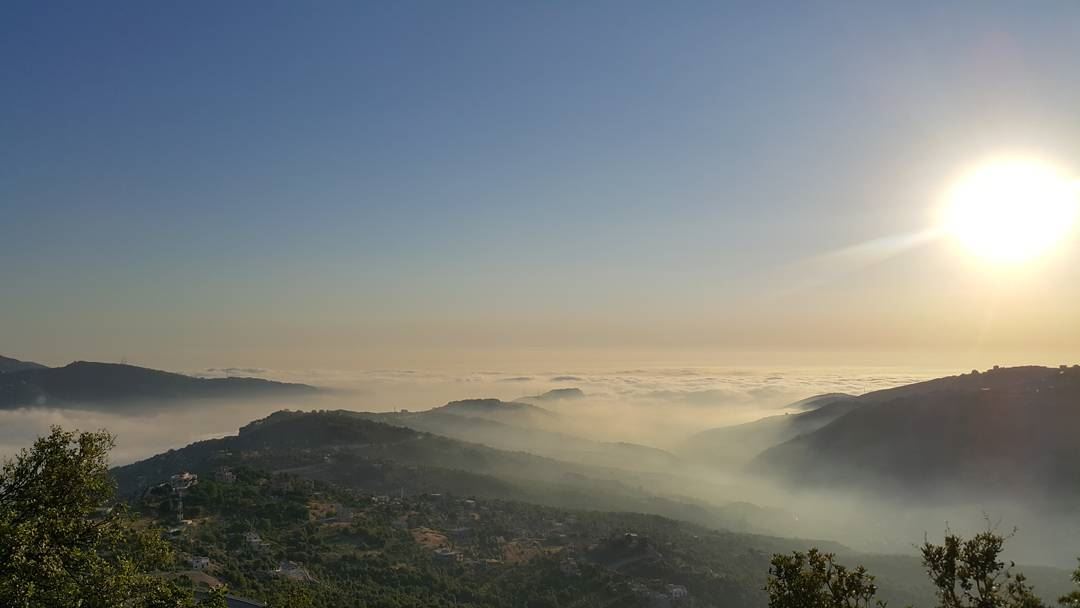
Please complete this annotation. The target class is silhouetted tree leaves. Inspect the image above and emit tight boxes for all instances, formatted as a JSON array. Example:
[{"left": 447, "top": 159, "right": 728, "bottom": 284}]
[
  {"left": 1060, "top": 561, "right": 1080, "bottom": 608},
  {"left": 920, "top": 530, "right": 1044, "bottom": 608},
  {"left": 766, "top": 548, "right": 884, "bottom": 608}
]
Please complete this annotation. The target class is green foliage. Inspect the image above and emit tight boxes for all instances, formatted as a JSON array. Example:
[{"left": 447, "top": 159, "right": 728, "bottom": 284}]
[
  {"left": 768, "top": 530, "right": 1079, "bottom": 608},
  {"left": 10, "top": 420, "right": 1080, "bottom": 608},
  {"left": 0, "top": 426, "right": 195, "bottom": 608},
  {"left": 201, "top": 586, "right": 230, "bottom": 608},
  {"left": 265, "top": 585, "right": 314, "bottom": 608},
  {"left": 766, "top": 548, "right": 883, "bottom": 608},
  {"left": 1060, "top": 561, "right": 1080, "bottom": 608},
  {"left": 920, "top": 530, "right": 1045, "bottom": 608}
]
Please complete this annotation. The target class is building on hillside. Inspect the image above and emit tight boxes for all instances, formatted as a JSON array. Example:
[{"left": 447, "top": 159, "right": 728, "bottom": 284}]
[
  {"left": 667, "top": 584, "right": 689, "bottom": 600},
  {"left": 169, "top": 472, "right": 198, "bottom": 491},
  {"left": 243, "top": 531, "right": 270, "bottom": 550},
  {"left": 214, "top": 467, "right": 236, "bottom": 484},
  {"left": 433, "top": 547, "right": 462, "bottom": 563},
  {"left": 272, "top": 560, "right": 315, "bottom": 582},
  {"left": 191, "top": 556, "right": 211, "bottom": 570}
]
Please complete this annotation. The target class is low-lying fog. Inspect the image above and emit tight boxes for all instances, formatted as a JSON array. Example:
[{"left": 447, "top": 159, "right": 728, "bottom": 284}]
[
  {"left": 678, "top": 469, "right": 1080, "bottom": 568},
  {"left": 0, "top": 365, "right": 936, "bottom": 462},
  {"left": 6, "top": 364, "right": 1076, "bottom": 567}
]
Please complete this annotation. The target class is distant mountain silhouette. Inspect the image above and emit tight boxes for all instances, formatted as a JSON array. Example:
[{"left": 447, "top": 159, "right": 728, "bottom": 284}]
[
  {"left": 0, "top": 361, "right": 317, "bottom": 410},
  {"left": 520, "top": 387, "right": 586, "bottom": 402},
  {"left": 0, "top": 355, "right": 48, "bottom": 374},
  {"left": 750, "top": 365, "right": 1080, "bottom": 502},
  {"left": 681, "top": 393, "right": 859, "bottom": 467},
  {"left": 430, "top": 398, "right": 556, "bottom": 425},
  {"left": 360, "top": 403, "right": 682, "bottom": 473},
  {"left": 784, "top": 392, "right": 858, "bottom": 411}
]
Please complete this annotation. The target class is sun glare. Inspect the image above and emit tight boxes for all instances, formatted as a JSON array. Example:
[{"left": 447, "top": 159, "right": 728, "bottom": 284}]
[{"left": 942, "top": 159, "right": 1079, "bottom": 264}]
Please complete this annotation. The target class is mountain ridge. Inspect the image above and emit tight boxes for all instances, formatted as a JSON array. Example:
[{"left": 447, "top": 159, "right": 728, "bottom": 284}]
[
  {"left": 0, "top": 355, "right": 48, "bottom": 374},
  {"left": 680, "top": 393, "right": 860, "bottom": 467},
  {"left": 111, "top": 409, "right": 766, "bottom": 535},
  {"left": 0, "top": 360, "right": 318, "bottom": 410},
  {"left": 749, "top": 365, "right": 1080, "bottom": 502}
]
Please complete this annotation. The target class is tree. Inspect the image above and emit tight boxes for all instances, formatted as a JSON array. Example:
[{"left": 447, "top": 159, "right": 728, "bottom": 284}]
[
  {"left": 1060, "top": 561, "right": 1080, "bottom": 608},
  {"left": 202, "top": 586, "right": 230, "bottom": 608},
  {"left": 0, "top": 426, "right": 196, "bottom": 607},
  {"left": 766, "top": 548, "right": 884, "bottom": 608},
  {"left": 266, "top": 584, "right": 315, "bottom": 608},
  {"left": 920, "top": 530, "right": 1044, "bottom": 608}
]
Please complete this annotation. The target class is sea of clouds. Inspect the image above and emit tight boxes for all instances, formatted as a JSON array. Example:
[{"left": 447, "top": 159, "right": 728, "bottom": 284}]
[
  {"left": 12, "top": 363, "right": 1080, "bottom": 566},
  {"left": 0, "top": 365, "right": 944, "bottom": 466}
]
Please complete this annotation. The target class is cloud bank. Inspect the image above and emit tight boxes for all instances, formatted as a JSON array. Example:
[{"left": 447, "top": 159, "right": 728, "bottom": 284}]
[{"left": 0, "top": 365, "right": 942, "bottom": 466}]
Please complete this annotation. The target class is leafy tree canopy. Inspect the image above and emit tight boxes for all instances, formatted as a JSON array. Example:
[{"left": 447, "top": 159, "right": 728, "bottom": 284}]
[
  {"left": 766, "top": 548, "right": 883, "bottom": 608},
  {"left": 920, "top": 530, "right": 1044, "bottom": 608},
  {"left": 0, "top": 426, "right": 195, "bottom": 608},
  {"left": 1060, "top": 562, "right": 1080, "bottom": 608}
]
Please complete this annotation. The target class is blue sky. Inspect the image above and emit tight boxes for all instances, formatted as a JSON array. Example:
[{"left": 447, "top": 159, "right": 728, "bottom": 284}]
[{"left": 3, "top": 1, "right": 1080, "bottom": 370}]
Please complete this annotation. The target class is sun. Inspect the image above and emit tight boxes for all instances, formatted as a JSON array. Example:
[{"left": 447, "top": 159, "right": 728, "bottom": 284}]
[{"left": 941, "top": 158, "right": 1079, "bottom": 264}]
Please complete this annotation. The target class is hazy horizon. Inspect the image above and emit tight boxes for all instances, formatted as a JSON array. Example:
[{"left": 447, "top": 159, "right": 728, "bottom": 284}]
[
  {"left": 4, "top": 4, "right": 1080, "bottom": 602},
  {"left": 0, "top": 362, "right": 942, "bottom": 461}
]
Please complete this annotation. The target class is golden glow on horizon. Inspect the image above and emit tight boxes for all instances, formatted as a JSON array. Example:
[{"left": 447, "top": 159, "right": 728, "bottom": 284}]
[{"left": 942, "top": 159, "right": 1079, "bottom": 264}]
